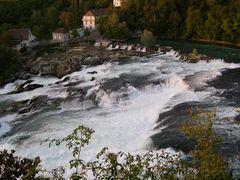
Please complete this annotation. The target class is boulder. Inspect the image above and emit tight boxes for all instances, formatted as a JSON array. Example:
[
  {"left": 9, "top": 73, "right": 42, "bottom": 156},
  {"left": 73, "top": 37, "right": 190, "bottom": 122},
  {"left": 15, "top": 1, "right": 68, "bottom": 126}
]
[
  {"left": 9, "top": 80, "right": 44, "bottom": 94},
  {"left": 87, "top": 71, "right": 98, "bottom": 74},
  {"left": 23, "top": 84, "right": 43, "bottom": 91},
  {"left": 10, "top": 80, "right": 33, "bottom": 94},
  {"left": 55, "top": 76, "right": 70, "bottom": 85},
  {"left": 19, "top": 95, "right": 48, "bottom": 114}
]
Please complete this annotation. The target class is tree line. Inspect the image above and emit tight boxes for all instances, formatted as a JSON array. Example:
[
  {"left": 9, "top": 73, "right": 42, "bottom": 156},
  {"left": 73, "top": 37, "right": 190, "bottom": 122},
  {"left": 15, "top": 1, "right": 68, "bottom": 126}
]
[
  {"left": 0, "top": 0, "right": 110, "bottom": 40},
  {"left": 100, "top": 0, "right": 240, "bottom": 43},
  {"left": 1, "top": 0, "right": 239, "bottom": 43}
]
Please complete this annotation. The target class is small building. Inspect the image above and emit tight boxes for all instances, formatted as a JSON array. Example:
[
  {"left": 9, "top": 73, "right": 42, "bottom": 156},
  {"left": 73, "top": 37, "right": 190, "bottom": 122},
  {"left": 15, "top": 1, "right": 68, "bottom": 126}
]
[
  {"left": 8, "top": 29, "right": 37, "bottom": 50},
  {"left": 113, "top": 0, "right": 123, "bottom": 7},
  {"left": 52, "top": 28, "right": 70, "bottom": 42},
  {"left": 82, "top": 8, "right": 108, "bottom": 29}
]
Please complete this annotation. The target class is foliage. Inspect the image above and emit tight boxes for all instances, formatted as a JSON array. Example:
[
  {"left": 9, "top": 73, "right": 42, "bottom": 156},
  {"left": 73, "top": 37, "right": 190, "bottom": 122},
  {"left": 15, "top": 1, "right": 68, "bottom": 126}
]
[
  {"left": 0, "top": 0, "right": 113, "bottom": 41},
  {"left": 46, "top": 6, "right": 59, "bottom": 31},
  {"left": 47, "top": 125, "right": 195, "bottom": 179},
  {"left": 91, "top": 148, "right": 193, "bottom": 179},
  {"left": 0, "top": 45, "right": 20, "bottom": 83},
  {"left": 112, "top": 0, "right": 240, "bottom": 43},
  {"left": 84, "top": 28, "right": 91, "bottom": 36},
  {"left": 95, "top": 0, "right": 111, "bottom": 9},
  {"left": 50, "top": 125, "right": 95, "bottom": 179},
  {"left": 192, "top": 48, "right": 198, "bottom": 56},
  {"left": 141, "top": 30, "right": 156, "bottom": 48},
  {"left": 0, "top": 31, "right": 12, "bottom": 45},
  {"left": 59, "top": 11, "right": 73, "bottom": 30},
  {"left": 100, "top": 12, "right": 129, "bottom": 39},
  {"left": 180, "top": 108, "right": 231, "bottom": 179},
  {"left": 0, "top": 149, "right": 41, "bottom": 179},
  {"left": 71, "top": 29, "right": 79, "bottom": 38},
  {"left": 45, "top": 109, "right": 231, "bottom": 179},
  {"left": 1, "top": 0, "right": 240, "bottom": 43}
]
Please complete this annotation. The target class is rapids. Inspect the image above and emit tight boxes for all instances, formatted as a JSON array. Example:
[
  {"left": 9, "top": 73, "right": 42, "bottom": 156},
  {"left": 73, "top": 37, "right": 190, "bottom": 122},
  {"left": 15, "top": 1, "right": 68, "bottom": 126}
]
[{"left": 0, "top": 51, "right": 240, "bottom": 176}]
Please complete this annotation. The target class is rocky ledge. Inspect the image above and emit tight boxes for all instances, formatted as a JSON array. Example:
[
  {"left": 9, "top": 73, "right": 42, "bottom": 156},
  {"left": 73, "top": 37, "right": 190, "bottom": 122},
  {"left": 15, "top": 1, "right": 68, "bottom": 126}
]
[
  {"left": 24, "top": 45, "right": 150, "bottom": 79},
  {"left": 1, "top": 44, "right": 212, "bottom": 87}
]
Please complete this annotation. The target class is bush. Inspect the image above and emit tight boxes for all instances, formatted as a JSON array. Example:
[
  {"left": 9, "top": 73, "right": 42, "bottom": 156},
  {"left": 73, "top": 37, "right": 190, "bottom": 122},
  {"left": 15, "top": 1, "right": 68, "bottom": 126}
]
[
  {"left": 71, "top": 29, "right": 79, "bottom": 38},
  {"left": 192, "top": 48, "right": 198, "bottom": 56},
  {"left": 180, "top": 108, "right": 231, "bottom": 179},
  {"left": 84, "top": 28, "right": 91, "bottom": 36},
  {"left": 141, "top": 30, "right": 156, "bottom": 48},
  {"left": 0, "top": 45, "right": 20, "bottom": 83},
  {"left": 0, "top": 150, "right": 41, "bottom": 179}
]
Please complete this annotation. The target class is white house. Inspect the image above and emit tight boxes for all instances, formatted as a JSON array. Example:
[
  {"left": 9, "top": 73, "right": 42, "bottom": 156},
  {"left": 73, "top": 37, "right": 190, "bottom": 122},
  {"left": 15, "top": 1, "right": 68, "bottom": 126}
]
[
  {"left": 8, "top": 29, "right": 37, "bottom": 50},
  {"left": 52, "top": 28, "right": 70, "bottom": 42},
  {"left": 82, "top": 8, "right": 108, "bottom": 29},
  {"left": 113, "top": 0, "right": 123, "bottom": 7}
]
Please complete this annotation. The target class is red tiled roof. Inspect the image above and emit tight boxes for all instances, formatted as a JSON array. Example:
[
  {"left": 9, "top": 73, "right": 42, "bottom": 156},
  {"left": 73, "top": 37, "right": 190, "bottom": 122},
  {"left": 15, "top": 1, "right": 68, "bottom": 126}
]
[
  {"left": 84, "top": 10, "right": 94, "bottom": 16},
  {"left": 84, "top": 8, "right": 108, "bottom": 17},
  {"left": 8, "top": 29, "right": 30, "bottom": 41},
  {"left": 53, "top": 28, "right": 68, "bottom": 34}
]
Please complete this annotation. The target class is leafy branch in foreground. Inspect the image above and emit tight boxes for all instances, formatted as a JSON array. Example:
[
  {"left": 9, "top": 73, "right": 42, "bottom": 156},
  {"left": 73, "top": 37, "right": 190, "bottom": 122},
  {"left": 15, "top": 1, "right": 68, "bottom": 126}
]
[
  {"left": 49, "top": 125, "right": 95, "bottom": 179},
  {"left": 47, "top": 127, "right": 195, "bottom": 179},
  {"left": 180, "top": 108, "right": 231, "bottom": 179},
  {"left": 0, "top": 149, "right": 41, "bottom": 179},
  {"left": 91, "top": 148, "right": 194, "bottom": 179}
]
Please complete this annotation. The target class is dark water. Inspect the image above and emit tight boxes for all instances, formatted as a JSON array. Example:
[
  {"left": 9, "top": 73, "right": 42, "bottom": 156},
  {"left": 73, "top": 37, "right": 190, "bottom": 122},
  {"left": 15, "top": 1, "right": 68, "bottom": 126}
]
[{"left": 158, "top": 40, "right": 240, "bottom": 63}]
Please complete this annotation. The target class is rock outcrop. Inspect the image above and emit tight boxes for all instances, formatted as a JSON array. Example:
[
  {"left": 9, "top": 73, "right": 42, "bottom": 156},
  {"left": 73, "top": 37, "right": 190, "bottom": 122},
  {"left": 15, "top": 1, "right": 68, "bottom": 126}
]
[{"left": 9, "top": 80, "right": 43, "bottom": 94}]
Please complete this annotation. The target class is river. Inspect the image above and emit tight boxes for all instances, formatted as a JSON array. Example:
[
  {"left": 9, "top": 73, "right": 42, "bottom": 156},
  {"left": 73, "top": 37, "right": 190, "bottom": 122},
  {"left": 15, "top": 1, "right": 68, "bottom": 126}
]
[{"left": 0, "top": 48, "right": 240, "bottom": 177}]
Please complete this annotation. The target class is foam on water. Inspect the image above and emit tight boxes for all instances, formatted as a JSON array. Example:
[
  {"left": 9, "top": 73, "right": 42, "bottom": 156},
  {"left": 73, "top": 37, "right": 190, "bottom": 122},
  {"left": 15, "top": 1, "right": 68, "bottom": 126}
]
[
  {"left": 0, "top": 52, "right": 240, "bottom": 175},
  {"left": 0, "top": 114, "right": 17, "bottom": 137},
  {"left": 0, "top": 80, "right": 26, "bottom": 95}
]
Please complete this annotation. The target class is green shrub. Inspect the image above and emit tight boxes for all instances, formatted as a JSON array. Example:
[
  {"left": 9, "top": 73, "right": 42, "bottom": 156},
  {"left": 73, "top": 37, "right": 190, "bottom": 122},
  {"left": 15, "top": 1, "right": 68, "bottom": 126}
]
[
  {"left": 141, "top": 30, "right": 156, "bottom": 48},
  {"left": 0, "top": 45, "right": 20, "bottom": 83},
  {"left": 0, "top": 150, "right": 41, "bottom": 179},
  {"left": 192, "top": 48, "right": 198, "bottom": 56},
  {"left": 180, "top": 108, "right": 231, "bottom": 179}
]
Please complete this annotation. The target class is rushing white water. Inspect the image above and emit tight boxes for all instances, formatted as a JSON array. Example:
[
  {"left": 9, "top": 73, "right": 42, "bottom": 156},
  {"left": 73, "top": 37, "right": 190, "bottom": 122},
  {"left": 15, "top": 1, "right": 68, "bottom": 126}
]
[{"left": 0, "top": 52, "right": 240, "bottom": 175}]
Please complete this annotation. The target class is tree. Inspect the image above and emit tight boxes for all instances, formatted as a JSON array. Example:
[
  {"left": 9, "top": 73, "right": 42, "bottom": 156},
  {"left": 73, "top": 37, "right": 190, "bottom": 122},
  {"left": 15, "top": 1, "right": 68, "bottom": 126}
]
[
  {"left": 0, "top": 31, "right": 12, "bottom": 45},
  {"left": 32, "top": 24, "right": 50, "bottom": 40},
  {"left": 180, "top": 109, "right": 231, "bottom": 179},
  {"left": 71, "top": 29, "right": 79, "bottom": 38},
  {"left": 95, "top": 0, "right": 111, "bottom": 8},
  {"left": 141, "top": 30, "right": 156, "bottom": 48},
  {"left": 185, "top": 7, "right": 205, "bottom": 39},
  {"left": 0, "top": 45, "right": 20, "bottom": 83},
  {"left": 59, "top": 11, "right": 73, "bottom": 30},
  {"left": 84, "top": 28, "right": 90, "bottom": 36},
  {"left": 100, "top": 13, "right": 129, "bottom": 39},
  {"left": 46, "top": 6, "right": 59, "bottom": 31},
  {"left": 70, "top": 0, "right": 80, "bottom": 28},
  {"left": 30, "top": 10, "right": 42, "bottom": 27}
]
